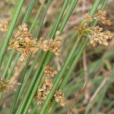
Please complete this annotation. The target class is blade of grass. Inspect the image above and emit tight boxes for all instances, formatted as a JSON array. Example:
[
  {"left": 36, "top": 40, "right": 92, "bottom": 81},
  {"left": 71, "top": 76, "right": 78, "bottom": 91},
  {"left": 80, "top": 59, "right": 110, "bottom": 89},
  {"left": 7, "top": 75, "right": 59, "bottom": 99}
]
[
  {"left": 84, "top": 81, "right": 111, "bottom": 114},
  {"left": 62, "top": 0, "right": 108, "bottom": 92},
  {"left": 15, "top": 53, "right": 48, "bottom": 114},
  {"left": 46, "top": 0, "right": 108, "bottom": 112},
  {"left": 45, "top": 38, "right": 86, "bottom": 114},
  {"left": 7, "top": 53, "right": 20, "bottom": 80},
  {"left": 29, "top": 0, "right": 45, "bottom": 32},
  {"left": 0, "top": 0, "right": 35, "bottom": 102},
  {"left": 59, "top": 0, "right": 78, "bottom": 32},
  {"left": 10, "top": 55, "right": 31, "bottom": 114},
  {"left": 0, "top": 0, "right": 39, "bottom": 111},
  {"left": 51, "top": 0, "right": 69, "bottom": 38},
  {"left": 15, "top": 0, "right": 71, "bottom": 112},
  {"left": 12, "top": 17, "right": 57, "bottom": 113},
  {"left": 39, "top": 0, "right": 102, "bottom": 113},
  {"left": 35, "top": 0, "right": 51, "bottom": 38},
  {"left": 23, "top": 52, "right": 53, "bottom": 114},
  {"left": 14, "top": 20, "right": 57, "bottom": 110},
  {"left": 103, "top": 101, "right": 114, "bottom": 113},
  {"left": 94, "top": 66, "right": 114, "bottom": 114},
  {"left": 9, "top": 0, "right": 47, "bottom": 112},
  {"left": 22, "top": 0, "right": 36, "bottom": 23},
  {"left": 14, "top": 18, "right": 56, "bottom": 114},
  {"left": 14, "top": 0, "right": 53, "bottom": 113},
  {"left": 1, "top": 50, "right": 15, "bottom": 79},
  {"left": 0, "top": 52, "right": 20, "bottom": 102},
  {"left": 30, "top": 104, "right": 38, "bottom": 114},
  {"left": 0, "top": 0, "right": 25, "bottom": 67},
  {"left": 21, "top": 0, "right": 80, "bottom": 113},
  {"left": 1, "top": 0, "right": 37, "bottom": 82},
  {"left": 6, "top": 0, "right": 38, "bottom": 81}
]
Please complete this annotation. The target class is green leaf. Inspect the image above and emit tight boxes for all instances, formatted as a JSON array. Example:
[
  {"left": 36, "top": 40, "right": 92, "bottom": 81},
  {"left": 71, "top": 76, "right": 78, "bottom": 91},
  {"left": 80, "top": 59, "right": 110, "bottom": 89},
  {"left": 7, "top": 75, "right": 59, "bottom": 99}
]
[{"left": 0, "top": 0, "right": 25, "bottom": 67}]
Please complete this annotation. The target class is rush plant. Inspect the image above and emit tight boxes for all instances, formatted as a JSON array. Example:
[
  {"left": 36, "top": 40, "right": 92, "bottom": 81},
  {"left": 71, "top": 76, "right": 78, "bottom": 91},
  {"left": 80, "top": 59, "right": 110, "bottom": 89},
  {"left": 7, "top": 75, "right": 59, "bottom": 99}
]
[{"left": 0, "top": 0, "right": 114, "bottom": 114}]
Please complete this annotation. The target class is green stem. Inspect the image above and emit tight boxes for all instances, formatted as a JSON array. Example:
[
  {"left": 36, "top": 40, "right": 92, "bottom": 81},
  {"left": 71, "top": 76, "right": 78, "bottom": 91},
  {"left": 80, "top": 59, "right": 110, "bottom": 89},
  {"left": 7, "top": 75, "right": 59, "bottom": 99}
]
[
  {"left": 45, "top": 0, "right": 106, "bottom": 113},
  {"left": 35, "top": 0, "right": 51, "bottom": 38},
  {"left": 10, "top": 55, "right": 31, "bottom": 114},
  {"left": 1, "top": 50, "right": 15, "bottom": 79},
  {"left": 0, "top": 0, "right": 25, "bottom": 67},
  {"left": 22, "top": 0, "right": 36, "bottom": 24},
  {"left": 29, "top": 0, "right": 45, "bottom": 32},
  {"left": 51, "top": 0, "right": 69, "bottom": 38},
  {"left": 22, "top": 0, "right": 79, "bottom": 113}
]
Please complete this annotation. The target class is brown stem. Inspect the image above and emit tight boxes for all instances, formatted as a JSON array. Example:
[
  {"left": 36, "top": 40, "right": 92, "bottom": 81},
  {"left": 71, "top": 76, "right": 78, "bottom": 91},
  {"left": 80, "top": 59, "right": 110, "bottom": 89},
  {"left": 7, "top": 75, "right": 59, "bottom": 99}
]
[{"left": 67, "top": 82, "right": 86, "bottom": 114}]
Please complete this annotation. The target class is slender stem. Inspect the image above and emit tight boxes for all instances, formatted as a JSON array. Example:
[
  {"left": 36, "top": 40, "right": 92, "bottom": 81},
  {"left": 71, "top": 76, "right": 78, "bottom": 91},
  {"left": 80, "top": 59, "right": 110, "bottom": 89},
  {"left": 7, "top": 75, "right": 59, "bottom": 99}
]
[
  {"left": 51, "top": 0, "right": 69, "bottom": 38},
  {"left": 67, "top": 82, "right": 86, "bottom": 114},
  {"left": 1, "top": 50, "right": 15, "bottom": 79},
  {"left": 0, "top": 0, "right": 25, "bottom": 67},
  {"left": 10, "top": 55, "right": 31, "bottom": 114},
  {"left": 19, "top": 0, "right": 75, "bottom": 113},
  {"left": 45, "top": 0, "right": 107, "bottom": 113},
  {"left": 29, "top": 0, "right": 45, "bottom": 32},
  {"left": 22, "top": 0, "right": 36, "bottom": 24},
  {"left": 35, "top": 0, "right": 51, "bottom": 38}
]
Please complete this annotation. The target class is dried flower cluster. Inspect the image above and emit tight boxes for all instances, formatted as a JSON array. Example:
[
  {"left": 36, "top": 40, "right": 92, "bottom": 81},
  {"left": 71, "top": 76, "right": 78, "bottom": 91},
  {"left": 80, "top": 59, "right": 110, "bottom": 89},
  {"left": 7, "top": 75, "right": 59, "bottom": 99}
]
[
  {"left": 89, "top": 26, "right": 114, "bottom": 47},
  {"left": 36, "top": 66, "right": 65, "bottom": 107},
  {"left": 9, "top": 24, "right": 62, "bottom": 61},
  {"left": 39, "top": 31, "right": 62, "bottom": 56},
  {"left": 85, "top": 10, "right": 112, "bottom": 25},
  {"left": 44, "top": 66, "right": 57, "bottom": 78},
  {"left": 54, "top": 89, "right": 65, "bottom": 106},
  {"left": 0, "top": 78, "right": 20, "bottom": 93},
  {"left": 75, "top": 10, "right": 114, "bottom": 47},
  {"left": 0, "top": 21, "right": 10, "bottom": 31},
  {"left": 9, "top": 24, "right": 38, "bottom": 61}
]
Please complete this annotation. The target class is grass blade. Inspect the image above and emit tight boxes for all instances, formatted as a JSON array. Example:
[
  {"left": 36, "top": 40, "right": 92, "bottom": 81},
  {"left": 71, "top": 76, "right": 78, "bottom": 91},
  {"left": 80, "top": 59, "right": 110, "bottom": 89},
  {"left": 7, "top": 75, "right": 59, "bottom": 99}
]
[{"left": 0, "top": 0, "right": 25, "bottom": 67}]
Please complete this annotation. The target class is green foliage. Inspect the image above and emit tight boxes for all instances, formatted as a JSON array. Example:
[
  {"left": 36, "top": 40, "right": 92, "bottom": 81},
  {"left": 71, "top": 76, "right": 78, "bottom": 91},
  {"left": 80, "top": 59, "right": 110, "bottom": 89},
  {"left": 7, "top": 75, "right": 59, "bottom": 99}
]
[{"left": 0, "top": 0, "right": 113, "bottom": 114}]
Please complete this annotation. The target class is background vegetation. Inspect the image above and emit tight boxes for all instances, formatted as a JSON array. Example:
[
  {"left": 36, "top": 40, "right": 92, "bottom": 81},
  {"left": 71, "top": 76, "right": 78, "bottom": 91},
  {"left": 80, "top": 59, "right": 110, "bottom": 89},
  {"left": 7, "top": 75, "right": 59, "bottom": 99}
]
[{"left": 0, "top": 0, "right": 114, "bottom": 114}]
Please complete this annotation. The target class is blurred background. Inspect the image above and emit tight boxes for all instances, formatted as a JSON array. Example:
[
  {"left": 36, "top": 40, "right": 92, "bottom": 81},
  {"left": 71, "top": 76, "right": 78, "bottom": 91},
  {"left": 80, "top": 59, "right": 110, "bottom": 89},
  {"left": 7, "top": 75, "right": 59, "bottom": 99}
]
[{"left": 0, "top": 0, "right": 114, "bottom": 114}]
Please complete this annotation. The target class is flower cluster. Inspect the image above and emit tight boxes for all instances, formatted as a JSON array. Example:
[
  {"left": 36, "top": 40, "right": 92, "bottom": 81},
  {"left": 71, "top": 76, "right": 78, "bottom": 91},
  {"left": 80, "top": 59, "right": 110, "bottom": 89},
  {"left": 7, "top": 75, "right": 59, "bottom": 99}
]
[
  {"left": 85, "top": 10, "right": 112, "bottom": 25},
  {"left": 43, "top": 66, "right": 57, "bottom": 78},
  {"left": 36, "top": 66, "right": 65, "bottom": 107},
  {"left": 74, "top": 10, "right": 114, "bottom": 47},
  {"left": 89, "top": 26, "right": 114, "bottom": 47},
  {"left": 9, "top": 24, "right": 38, "bottom": 61},
  {"left": 9, "top": 23, "right": 62, "bottom": 61},
  {"left": 36, "top": 66, "right": 57, "bottom": 105},
  {"left": 0, "top": 78, "right": 20, "bottom": 93},
  {"left": 0, "top": 21, "right": 10, "bottom": 31},
  {"left": 54, "top": 89, "right": 65, "bottom": 107},
  {"left": 39, "top": 31, "right": 62, "bottom": 56}
]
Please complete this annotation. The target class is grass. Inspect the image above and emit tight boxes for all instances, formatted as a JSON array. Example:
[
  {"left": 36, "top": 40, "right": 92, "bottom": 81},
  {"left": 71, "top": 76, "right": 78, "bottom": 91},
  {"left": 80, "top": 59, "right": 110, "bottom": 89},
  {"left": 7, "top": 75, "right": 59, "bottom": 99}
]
[{"left": 0, "top": 0, "right": 114, "bottom": 114}]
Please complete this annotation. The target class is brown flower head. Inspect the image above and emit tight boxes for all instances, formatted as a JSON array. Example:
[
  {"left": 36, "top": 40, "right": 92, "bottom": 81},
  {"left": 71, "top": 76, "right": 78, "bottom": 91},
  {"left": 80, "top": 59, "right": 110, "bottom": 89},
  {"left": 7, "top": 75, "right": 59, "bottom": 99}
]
[
  {"left": 0, "top": 78, "right": 20, "bottom": 93},
  {"left": 74, "top": 10, "right": 114, "bottom": 47},
  {"left": 44, "top": 66, "right": 57, "bottom": 78},
  {"left": 0, "top": 21, "right": 10, "bottom": 32},
  {"left": 36, "top": 66, "right": 57, "bottom": 105},
  {"left": 38, "top": 31, "right": 62, "bottom": 56},
  {"left": 86, "top": 10, "right": 112, "bottom": 26},
  {"left": 9, "top": 27, "right": 62, "bottom": 61},
  {"left": 36, "top": 66, "right": 65, "bottom": 107},
  {"left": 9, "top": 24, "right": 39, "bottom": 61},
  {"left": 54, "top": 89, "right": 65, "bottom": 107},
  {"left": 89, "top": 27, "right": 114, "bottom": 47}
]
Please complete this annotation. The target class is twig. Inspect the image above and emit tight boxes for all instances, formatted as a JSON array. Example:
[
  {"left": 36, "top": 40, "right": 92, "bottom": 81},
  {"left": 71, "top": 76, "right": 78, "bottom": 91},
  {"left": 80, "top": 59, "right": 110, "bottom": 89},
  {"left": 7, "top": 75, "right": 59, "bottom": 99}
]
[
  {"left": 67, "top": 81, "right": 86, "bottom": 114},
  {"left": 83, "top": 50, "right": 90, "bottom": 103},
  {"left": 86, "top": 77, "right": 108, "bottom": 110},
  {"left": 90, "top": 78, "right": 108, "bottom": 102}
]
